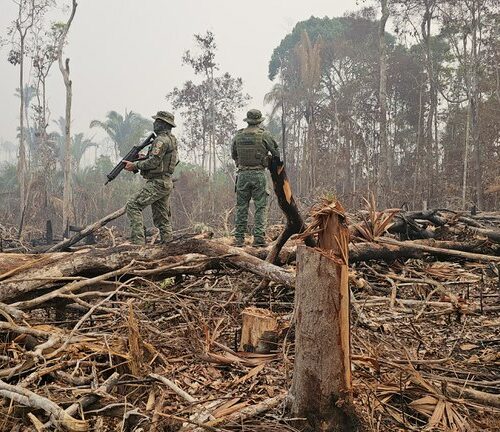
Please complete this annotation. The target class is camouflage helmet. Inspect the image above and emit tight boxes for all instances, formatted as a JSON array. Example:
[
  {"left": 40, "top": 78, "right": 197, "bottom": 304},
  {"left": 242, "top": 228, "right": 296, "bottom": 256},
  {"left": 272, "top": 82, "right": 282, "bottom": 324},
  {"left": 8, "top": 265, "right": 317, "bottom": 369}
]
[
  {"left": 152, "top": 111, "right": 176, "bottom": 128},
  {"left": 244, "top": 109, "right": 265, "bottom": 125}
]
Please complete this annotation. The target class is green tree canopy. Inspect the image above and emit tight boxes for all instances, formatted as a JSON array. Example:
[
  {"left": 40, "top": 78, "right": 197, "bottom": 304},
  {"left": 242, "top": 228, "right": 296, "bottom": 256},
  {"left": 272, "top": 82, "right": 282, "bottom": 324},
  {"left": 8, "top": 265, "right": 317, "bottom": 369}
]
[{"left": 90, "top": 110, "right": 152, "bottom": 158}]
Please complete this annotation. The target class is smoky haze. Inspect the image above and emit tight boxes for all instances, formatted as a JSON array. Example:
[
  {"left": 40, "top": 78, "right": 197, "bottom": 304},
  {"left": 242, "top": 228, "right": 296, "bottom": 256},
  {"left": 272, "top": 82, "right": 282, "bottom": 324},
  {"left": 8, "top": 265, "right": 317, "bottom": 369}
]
[{"left": 0, "top": 0, "right": 359, "bottom": 148}]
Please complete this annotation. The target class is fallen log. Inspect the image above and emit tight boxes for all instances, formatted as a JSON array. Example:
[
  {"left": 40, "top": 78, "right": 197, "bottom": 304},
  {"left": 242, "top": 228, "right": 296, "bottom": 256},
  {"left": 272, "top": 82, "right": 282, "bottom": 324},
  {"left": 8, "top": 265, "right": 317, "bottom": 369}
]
[
  {"left": 447, "top": 383, "right": 500, "bottom": 409},
  {"left": 0, "top": 237, "right": 295, "bottom": 303},
  {"left": 2, "top": 236, "right": 498, "bottom": 305},
  {"left": 387, "top": 210, "right": 447, "bottom": 240},
  {"left": 350, "top": 239, "right": 497, "bottom": 263},
  {"left": 467, "top": 226, "right": 500, "bottom": 243},
  {"left": 378, "top": 237, "right": 500, "bottom": 263}
]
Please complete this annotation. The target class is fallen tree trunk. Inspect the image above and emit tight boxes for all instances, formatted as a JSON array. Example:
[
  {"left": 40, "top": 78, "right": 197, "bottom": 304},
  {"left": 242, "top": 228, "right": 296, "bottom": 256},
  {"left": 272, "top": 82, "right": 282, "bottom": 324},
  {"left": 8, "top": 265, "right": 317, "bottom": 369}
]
[
  {"left": 0, "top": 238, "right": 295, "bottom": 303},
  {"left": 350, "top": 239, "right": 496, "bottom": 263},
  {"left": 2, "top": 235, "right": 498, "bottom": 304},
  {"left": 378, "top": 237, "right": 500, "bottom": 263},
  {"left": 387, "top": 210, "right": 447, "bottom": 240},
  {"left": 466, "top": 226, "right": 500, "bottom": 243}
]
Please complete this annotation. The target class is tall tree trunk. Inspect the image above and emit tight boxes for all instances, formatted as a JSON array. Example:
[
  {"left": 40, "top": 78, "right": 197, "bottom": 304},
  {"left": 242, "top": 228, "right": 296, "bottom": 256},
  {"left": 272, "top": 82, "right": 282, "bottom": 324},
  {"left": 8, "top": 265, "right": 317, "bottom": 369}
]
[
  {"left": 17, "top": 35, "right": 27, "bottom": 235},
  {"left": 422, "top": 2, "right": 437, "bottom": 206},
  {"left": 281, "top": 96, "right": 287, "bottom": 166},
  {"left": 462, "top": 102, "right": 471, "bottom": 209},
  {"left": 470, "top": 1, "right": 483, "bottom": 209},
  {"left": 378, "top": 0, "right": 389, "bottom": 207},
  {"left": 57, "top": 0, "right": 78, "bottom": 236},
  {"left": 413, "top": 85, "right": 424, "bottom": 209}
]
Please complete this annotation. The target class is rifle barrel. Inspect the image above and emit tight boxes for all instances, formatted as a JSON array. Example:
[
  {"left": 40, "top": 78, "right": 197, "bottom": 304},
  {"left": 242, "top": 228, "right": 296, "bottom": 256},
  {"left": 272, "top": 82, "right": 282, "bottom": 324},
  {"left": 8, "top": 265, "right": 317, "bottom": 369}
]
[{"left": 104, "top": 132, "right": 156, "bottom": 185}]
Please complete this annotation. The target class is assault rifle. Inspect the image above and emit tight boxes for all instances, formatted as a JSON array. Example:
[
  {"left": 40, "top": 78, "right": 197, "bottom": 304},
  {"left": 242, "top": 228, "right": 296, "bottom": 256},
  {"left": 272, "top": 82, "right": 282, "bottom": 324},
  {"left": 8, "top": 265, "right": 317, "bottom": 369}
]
[{"left": 104, "top": 132, "right": 156, "bottom": 185}]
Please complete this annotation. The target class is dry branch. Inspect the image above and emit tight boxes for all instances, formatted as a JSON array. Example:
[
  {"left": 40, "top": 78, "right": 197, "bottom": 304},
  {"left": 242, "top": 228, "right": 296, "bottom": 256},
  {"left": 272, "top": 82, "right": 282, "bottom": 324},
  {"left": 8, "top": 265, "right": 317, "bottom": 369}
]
[
  {"left": 46, "top": 206, "right": 126, "bottom": 252},
  {"left": 0, "top": 379, "right": 88, "bottom": 431}
]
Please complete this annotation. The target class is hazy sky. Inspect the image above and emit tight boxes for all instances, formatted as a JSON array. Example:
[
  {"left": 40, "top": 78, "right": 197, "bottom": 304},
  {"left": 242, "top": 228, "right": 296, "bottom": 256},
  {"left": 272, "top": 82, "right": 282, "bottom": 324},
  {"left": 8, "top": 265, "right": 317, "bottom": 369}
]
[{"left": 0, "top": 0, "right": 360, "bottom": 147}]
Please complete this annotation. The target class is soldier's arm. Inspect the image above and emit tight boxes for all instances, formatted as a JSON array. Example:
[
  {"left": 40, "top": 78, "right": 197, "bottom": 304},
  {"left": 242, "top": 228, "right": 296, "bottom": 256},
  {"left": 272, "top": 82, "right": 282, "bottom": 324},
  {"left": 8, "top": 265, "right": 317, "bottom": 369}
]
[
  {"left": 231, "top": 136, "right": 238, "bottom": 163},
  {"left": 135, "top": 137, "right": 168, "bottom": 171},
  {"left": 263, "top": 132, "right": 280, "bottom": 159}
]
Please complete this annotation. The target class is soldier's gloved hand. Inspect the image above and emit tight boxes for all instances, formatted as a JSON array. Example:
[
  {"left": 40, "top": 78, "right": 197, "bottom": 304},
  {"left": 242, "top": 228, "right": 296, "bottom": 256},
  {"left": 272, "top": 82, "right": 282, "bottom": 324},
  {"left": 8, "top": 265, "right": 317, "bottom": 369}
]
[{"left": 123, "top": 160, "right": 136, "bottom": 171}]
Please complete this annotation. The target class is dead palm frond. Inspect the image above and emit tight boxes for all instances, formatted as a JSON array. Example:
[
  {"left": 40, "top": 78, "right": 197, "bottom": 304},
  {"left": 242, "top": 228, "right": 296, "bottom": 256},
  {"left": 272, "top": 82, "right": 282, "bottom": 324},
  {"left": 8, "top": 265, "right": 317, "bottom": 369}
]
[
  {"left": 354, "top": 193, "right": 400, "bottom": 241},
  {"left": 371, "top": 361, "right": 471, "bottom": 432}
]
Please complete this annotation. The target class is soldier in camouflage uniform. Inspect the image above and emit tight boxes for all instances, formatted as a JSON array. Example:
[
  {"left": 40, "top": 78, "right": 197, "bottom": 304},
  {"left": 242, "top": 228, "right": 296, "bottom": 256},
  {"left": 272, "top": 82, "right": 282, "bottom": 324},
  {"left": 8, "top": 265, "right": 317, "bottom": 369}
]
[
  {"left": 123, "top": 111, "right": 178, "bottom": 245},
  {"left": 231, "top": 109, "right": 280, "bottom": 247}
]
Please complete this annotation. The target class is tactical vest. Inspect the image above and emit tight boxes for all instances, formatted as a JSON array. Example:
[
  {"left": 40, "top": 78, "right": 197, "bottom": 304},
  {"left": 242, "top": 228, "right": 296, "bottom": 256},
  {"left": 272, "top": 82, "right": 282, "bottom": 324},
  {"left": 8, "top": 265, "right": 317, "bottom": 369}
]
[
  {"left": 235, "top": 128, "right": 267, "bottom": 168},
  {"left": 144, "top": 133, "right": 178, "bottom": 177}
]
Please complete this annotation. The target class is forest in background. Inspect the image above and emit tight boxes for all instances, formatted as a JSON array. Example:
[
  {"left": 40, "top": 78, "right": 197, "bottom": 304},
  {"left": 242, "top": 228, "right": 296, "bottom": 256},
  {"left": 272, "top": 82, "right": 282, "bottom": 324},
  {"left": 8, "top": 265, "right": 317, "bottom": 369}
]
[{"left": 0, "top": 0, "right": 499, "bottom": 241}]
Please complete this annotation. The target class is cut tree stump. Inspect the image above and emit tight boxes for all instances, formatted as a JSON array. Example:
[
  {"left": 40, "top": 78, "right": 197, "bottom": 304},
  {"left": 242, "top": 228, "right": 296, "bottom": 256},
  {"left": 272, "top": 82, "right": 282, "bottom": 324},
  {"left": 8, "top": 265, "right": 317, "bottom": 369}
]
[
  {"left": 290, "top": 199, "right": 361, "bottom": 431},
  {"left": 239, "top": 307, "right": 278, "bottom": 353}
]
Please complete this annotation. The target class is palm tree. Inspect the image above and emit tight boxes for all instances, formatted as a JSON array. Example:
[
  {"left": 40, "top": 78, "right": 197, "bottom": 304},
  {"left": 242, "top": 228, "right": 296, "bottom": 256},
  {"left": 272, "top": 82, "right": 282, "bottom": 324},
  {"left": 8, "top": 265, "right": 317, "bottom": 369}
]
[
  {"left": 90, "top": 110, "right": 152, "bottom": 158},
  {"left": 50, "top": 118, "right": 98, "bottom": 171},
  {"left": 15, "top": 85, "right": 37, "bottom": 154},
  {"left": 49, "top": 116, "right": 66, "bottom": 169},
  {"left": 0, "top": 140, "right": 17, "bottom": 163},
  {"left": 71, "top": 133, "right": 98, "bottom": 171},
  {"left": 264, "top": 82, "right": 291, "bottom": 165}
]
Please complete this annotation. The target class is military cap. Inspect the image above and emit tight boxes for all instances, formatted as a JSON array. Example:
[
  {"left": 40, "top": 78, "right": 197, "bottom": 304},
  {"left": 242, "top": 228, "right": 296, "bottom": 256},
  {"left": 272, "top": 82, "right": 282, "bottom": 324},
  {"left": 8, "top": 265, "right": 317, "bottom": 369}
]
[
  {"left": 244, "top": 109, "right": 265, "bottom": 125},
  {"left": 152, "top": 111, "right": 176, "bottom": 127}
]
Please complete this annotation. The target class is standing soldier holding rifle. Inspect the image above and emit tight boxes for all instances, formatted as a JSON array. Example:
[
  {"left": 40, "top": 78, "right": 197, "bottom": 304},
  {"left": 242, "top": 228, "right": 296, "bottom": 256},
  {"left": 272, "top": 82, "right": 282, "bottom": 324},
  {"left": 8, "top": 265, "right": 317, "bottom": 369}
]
[{"left": 122, "top": 111, "right": 178, "bottom": 245}]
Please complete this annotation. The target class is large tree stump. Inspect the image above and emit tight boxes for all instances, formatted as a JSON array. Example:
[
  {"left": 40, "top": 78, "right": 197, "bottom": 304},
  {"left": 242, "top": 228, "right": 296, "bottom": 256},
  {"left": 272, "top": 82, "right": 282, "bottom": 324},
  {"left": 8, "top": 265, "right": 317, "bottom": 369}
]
[{"left": 290, "top": 199, "right": 361, "bottom": 431}]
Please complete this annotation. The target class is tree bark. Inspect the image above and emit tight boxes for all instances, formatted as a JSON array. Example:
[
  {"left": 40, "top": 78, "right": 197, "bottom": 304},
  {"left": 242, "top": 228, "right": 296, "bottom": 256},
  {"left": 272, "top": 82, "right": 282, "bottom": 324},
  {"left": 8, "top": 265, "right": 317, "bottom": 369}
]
[
  {"left": 290, "top": 200, "right": 360, "bottom": 430},
  {"left": 267, "top": 160, "right": 315, "bottom": 263}
]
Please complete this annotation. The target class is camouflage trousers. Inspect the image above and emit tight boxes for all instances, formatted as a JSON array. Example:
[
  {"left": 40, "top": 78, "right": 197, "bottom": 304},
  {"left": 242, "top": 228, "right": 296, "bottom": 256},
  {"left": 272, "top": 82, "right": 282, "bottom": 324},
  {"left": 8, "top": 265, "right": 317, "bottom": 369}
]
[
  {"left": 234, "top": 170, "right": 269, "bottom": 241},
  {"left": 126, "top": 177, "right": 173, "bottom": 244}
]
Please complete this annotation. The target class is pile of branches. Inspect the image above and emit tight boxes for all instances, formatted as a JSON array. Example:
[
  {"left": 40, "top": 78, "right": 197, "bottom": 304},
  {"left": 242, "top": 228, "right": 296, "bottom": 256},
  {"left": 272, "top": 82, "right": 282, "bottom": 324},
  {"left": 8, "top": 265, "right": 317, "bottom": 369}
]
[{"left": 0, "top": 205, "right": 499, "bottom": 431}]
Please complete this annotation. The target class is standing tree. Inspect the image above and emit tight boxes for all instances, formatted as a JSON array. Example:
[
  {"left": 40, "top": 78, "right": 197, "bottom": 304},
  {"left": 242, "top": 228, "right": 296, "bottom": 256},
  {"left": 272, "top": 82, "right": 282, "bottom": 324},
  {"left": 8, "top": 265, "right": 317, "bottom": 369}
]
[
  {"left": 295, "top": 30, "right": 323, "bottom": 192},
  {"left": 7, "top": 0, "right": 52, "bottom": 234},
  {"left": 182, "top": 31, "right": 218, "bottom": 176},
  {"left": 435, "top": 0, "right": 496, "bottom": 209},
  {"left": 377, "top": 0, "right": 390, "bottom": 206},
  {"left": 264, "top": 81, "right": 290, "bottom": 167},
  {"left": 168, "top": 32, "right": 249, "bottom": 174},
  {"left": 32, "top": 20, "right": 60, "bottom": 158},
  {"left": 55, "top": 0, "right": 77, "bottom": 235}
]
